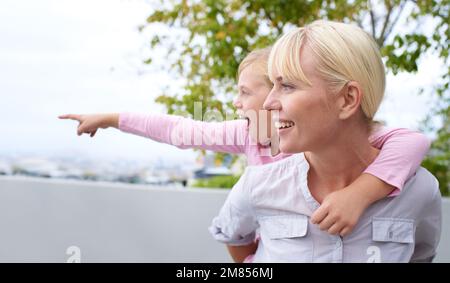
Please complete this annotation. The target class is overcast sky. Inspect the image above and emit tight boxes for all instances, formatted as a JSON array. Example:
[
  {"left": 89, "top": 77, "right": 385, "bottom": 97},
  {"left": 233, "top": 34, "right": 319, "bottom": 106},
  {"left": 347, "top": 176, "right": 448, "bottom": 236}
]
[{"left": 0, "top": 0, "right": 444, "bottom": 164}]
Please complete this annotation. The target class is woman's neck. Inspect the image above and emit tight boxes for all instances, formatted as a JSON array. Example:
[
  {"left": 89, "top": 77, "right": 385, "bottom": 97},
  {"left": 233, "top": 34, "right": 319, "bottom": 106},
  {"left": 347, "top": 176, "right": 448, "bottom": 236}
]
[{"left": 305, "top": 124, "right": 379, "bottom": 203}]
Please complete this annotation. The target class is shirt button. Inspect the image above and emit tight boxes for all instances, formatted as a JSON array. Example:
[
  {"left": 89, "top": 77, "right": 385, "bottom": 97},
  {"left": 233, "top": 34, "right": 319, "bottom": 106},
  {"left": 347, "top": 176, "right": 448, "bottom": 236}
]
[{"left": 335, "top": 240, "right": 342, "bottom": 248}]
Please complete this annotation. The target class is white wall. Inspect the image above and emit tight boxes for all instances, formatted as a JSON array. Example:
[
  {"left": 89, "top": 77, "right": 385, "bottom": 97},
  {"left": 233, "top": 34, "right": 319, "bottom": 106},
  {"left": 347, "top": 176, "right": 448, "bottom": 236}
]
[{"left": 0, "top": 176, "right": 448, "bottom": 262}]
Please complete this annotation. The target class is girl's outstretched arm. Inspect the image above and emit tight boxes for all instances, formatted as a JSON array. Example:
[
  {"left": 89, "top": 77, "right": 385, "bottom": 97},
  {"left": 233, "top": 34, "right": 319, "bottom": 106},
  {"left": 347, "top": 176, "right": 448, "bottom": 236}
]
[
  {"left": 59, "top": 112, "right": 249, "bottom": 154},
  {"left": 118, "top": 112, "right": 249, "bottom": 154}
]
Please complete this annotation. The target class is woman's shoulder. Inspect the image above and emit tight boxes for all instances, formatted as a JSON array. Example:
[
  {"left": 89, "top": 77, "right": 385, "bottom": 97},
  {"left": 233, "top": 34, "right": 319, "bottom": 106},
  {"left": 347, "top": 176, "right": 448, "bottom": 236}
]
[
  {"left": 379, "top": 166, "right": 441, "bottom": 216},
  {"left": 406, "top": 167, "right": 441, "bottom": 201}
]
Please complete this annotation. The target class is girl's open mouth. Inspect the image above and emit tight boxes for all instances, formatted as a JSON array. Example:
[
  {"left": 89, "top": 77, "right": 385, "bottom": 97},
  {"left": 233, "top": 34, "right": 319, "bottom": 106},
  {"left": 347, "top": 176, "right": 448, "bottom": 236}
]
[{"left": 236, "top": 110, "right": 248, "bottom": 120}]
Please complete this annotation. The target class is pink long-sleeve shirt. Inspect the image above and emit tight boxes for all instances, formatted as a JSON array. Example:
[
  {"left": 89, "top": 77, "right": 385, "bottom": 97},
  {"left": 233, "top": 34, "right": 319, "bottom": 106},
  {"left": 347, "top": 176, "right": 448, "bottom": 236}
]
[{"left": 118, "top": 112, "right": 431, "bottom": 194}]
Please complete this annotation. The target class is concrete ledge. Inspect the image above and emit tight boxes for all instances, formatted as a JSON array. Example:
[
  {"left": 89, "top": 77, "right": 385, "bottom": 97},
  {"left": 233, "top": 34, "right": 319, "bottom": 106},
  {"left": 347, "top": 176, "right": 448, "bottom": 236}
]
[{"left": 0, "top": 176, "right": 448, "bottom": 262}]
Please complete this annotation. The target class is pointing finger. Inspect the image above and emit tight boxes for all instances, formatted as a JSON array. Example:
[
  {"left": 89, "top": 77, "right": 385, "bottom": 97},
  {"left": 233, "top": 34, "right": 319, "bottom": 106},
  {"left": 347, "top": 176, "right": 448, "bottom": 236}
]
[{"left": 58, "top": 114, "right": 81, "bottom": 121}]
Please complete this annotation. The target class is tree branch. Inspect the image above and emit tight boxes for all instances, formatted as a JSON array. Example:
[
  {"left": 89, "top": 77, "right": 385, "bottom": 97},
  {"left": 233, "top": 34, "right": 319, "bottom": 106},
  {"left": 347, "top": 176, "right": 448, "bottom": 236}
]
[
  {"left": 378, "top": 1, "right": 393, "bottom": 46},
  {"left": 382, "top": 1, "right": 407, "bottom": 45},
  {"left": 262, "top": 7, "right": 283, "bottom": 35},
  {"left": 368, "top": 0, "right": 377, "bottom": 39}
]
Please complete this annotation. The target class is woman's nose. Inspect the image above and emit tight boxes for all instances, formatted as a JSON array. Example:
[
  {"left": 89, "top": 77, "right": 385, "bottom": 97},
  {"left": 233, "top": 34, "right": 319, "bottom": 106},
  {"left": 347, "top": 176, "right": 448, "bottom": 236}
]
[{"left": 263, "top": 90, "right": 281, "bottom": 111}]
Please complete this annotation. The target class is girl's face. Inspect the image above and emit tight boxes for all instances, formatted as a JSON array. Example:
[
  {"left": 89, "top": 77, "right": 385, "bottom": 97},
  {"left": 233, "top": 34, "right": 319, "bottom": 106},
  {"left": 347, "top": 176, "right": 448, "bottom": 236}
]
[
  {"left": 263, "top": 46, "right": 340, "bottom": 153},
  {"left": 235, "top": 63, "right": 272, "bottom": 116},
  {"left": 235, "top": 63, "right": 274, "bottom": 144}
]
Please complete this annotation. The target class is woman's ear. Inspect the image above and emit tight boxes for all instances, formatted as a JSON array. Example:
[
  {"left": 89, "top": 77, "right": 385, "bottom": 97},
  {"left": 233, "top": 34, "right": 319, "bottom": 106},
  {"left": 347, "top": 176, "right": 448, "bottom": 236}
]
[{"left": 337, "top": 81, "right": 363, "bottom": 120}]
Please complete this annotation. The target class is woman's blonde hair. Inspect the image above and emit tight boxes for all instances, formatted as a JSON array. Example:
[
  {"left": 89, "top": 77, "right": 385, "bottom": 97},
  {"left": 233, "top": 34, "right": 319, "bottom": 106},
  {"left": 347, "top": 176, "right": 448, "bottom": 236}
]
[
  {"left": 237, "top": 47, "right": 272, "bottom": 87},
  {"left": 268, "top": 20, "right": 386, "bottom": 120}
]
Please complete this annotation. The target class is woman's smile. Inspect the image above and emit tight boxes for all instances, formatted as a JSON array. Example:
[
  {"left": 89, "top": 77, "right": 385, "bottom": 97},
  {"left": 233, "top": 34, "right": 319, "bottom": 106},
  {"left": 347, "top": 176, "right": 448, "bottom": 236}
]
[{"left": 274, "top": 119, "right": 295, "bottom": 135}]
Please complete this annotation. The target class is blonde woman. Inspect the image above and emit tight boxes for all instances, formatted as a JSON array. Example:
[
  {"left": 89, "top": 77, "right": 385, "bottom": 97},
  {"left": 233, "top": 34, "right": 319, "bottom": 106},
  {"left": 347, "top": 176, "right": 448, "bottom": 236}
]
[{"left": 209, "top": 20, "right": 441, "bottom": 262}]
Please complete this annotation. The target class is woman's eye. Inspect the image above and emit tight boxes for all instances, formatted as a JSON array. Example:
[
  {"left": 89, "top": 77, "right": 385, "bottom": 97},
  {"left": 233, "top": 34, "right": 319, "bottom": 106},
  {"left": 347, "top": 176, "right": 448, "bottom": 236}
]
[{"left": 281, "top": 84, "right": 294, "bottom": 91}]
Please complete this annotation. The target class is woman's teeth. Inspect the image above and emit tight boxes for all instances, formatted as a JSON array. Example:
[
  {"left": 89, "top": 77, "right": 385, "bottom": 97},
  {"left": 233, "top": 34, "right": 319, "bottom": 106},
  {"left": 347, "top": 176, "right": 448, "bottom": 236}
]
[{"left": 275, "top": 121, "right": 295, "bottom": 129}]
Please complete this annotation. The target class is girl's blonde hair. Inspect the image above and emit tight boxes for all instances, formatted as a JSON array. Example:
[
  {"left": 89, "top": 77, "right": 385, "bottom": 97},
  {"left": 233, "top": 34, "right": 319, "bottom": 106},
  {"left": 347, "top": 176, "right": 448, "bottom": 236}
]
[
  {"left": 268, "top": 20, "right": 386, "bottom": 120},
  {"left": 237, "top": 47, "right": 272, "bottom": 87}
]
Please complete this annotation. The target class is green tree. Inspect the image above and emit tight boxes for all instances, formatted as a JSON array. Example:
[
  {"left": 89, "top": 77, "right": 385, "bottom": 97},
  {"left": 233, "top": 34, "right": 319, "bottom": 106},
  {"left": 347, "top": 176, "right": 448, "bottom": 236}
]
[
  {"left": 193, "top": 174, "right": 242, "bottom": 189},
  {"left": 421, "top": 100, "right": 450, "bottom": 195},
  {"left": 142, "top": 0, "right": 449, "bottom": 193}
]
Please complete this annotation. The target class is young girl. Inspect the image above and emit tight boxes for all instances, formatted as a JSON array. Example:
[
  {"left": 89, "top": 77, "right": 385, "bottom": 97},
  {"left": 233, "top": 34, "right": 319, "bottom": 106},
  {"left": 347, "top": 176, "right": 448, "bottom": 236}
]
[{"left": 58, "top": 47, "right": 430, "bottom": 262}]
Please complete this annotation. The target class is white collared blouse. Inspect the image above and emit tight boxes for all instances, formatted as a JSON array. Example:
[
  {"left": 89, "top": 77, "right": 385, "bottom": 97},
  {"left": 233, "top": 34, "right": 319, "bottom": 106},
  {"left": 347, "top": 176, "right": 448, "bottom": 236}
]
[{"left": 209, "top": 153, "right": 441, "bottom": 263}]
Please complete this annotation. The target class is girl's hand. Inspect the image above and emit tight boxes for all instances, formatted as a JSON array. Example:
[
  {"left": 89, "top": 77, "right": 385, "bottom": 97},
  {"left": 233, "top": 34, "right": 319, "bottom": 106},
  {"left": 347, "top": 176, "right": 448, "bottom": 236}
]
[
  {"left": 310, "top": 173, "right": 395, "bottom": 236},
  {"left": 310, "top": 188, "right": 368, "bottom": 237},
  {"left": 58, "top": 113, "right": 119, "bottom": 137}
]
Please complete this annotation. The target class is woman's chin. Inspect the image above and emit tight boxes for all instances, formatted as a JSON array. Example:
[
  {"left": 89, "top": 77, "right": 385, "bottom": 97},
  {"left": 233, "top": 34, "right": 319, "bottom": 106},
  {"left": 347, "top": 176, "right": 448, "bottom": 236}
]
[
  {"left": 279, "top": 141, "right": 303, "bottom": 154},
  {"left": 280, "top": 142, "right": 295, "bottom": 154}
]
